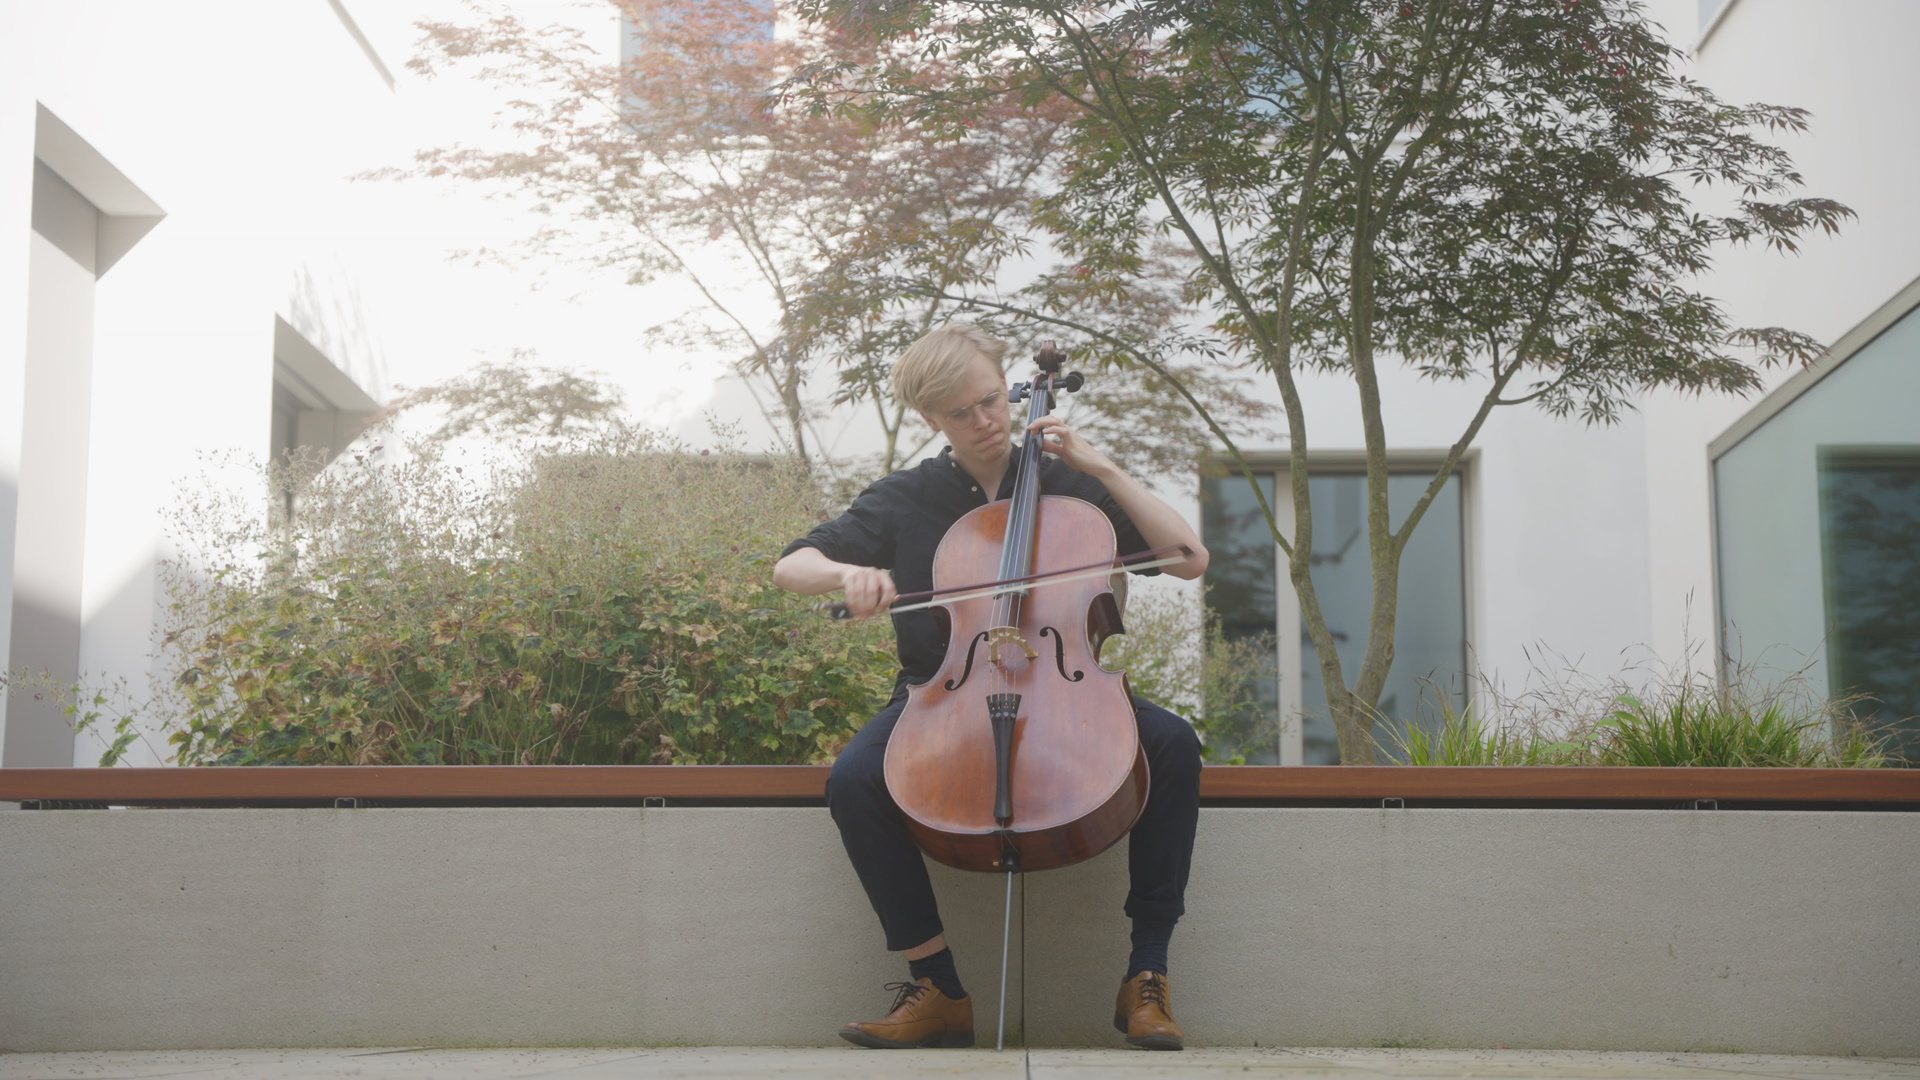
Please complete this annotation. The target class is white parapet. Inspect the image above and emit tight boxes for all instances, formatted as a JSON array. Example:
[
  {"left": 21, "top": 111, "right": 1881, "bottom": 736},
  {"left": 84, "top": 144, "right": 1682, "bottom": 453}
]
[{"left": 0, "top": 807, "right": 1913, "bottom": 1054}]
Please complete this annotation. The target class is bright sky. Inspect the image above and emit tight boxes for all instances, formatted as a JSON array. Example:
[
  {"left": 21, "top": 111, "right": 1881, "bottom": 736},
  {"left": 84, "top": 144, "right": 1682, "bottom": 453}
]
[{"left": 322, "top": 0, "right": 745, "bottom": 433}]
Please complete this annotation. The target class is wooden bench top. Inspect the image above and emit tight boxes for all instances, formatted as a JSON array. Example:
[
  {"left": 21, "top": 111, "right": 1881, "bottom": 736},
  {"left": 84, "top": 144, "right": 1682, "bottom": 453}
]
[{"left": 3, "top": 764, "right": 1915, "bottom": 809}]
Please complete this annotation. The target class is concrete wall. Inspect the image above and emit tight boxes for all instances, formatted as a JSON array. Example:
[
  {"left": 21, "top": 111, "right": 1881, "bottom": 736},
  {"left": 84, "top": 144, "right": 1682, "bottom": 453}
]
[{"left": 2, "top": 806, "right": 1913, "bottom": 1055}]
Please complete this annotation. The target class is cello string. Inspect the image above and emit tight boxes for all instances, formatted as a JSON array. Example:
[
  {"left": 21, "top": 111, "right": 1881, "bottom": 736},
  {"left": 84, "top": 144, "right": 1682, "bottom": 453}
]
[
  {"left": 988, "top": 368, "right": 1050, "bottom": 832},
  {"left": 992, "top": 373, "right": 1040, "bottom": 732},
  {"left": 1009, "top": 376, "right": 1043, "bottom": 599},
  {"left": 998, "top": 375, "right": 1042, "bottom": 815}
]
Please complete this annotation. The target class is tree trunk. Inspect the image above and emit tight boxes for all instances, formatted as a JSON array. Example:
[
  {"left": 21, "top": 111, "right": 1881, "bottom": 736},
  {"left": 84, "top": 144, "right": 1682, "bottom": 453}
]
[
  {"left": 1328, "top": 685, "right": 1374, "bottom": 766},
  {"left": 1336, "top": 160, "right": 1396, "bottom": 765},
  {"left": 779, "top": 362, "right": 811, "bottom": 470}
]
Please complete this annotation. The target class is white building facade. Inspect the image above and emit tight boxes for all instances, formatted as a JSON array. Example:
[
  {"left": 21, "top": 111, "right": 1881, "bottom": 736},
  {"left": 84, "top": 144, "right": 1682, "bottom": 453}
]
[{"left": 0, "top": 1, "right": 399, "bottom": 767}]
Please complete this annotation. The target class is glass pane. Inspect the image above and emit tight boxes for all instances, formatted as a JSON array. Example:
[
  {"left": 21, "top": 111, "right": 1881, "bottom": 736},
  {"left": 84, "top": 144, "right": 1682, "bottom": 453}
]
[
  {"left": 1203, "top": 468, "right": 1466, "bottom": 764},
  {"left": 1715, "top": 303, "right": 1920, "bottom": 738},
  {"left": 1200, "top": 471, "right": 1279, "bottom": 764},
  {"left": 1298, "top": 473, "right": 1465, "bottom": 763},
  {"left": 1818, "top": 448, "right": 1920, "bottom": 761}
]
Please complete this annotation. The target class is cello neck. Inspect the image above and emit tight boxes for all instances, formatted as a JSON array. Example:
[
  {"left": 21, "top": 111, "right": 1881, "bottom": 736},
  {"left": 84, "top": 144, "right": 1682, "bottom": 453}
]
[{"left": 991, "top": 367, "right": 1053, "bottom": 628}]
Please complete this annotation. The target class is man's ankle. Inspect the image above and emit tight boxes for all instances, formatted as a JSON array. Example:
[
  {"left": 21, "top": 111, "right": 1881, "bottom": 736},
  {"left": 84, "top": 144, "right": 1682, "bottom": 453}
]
[
  {"left": 907, "top": 946, "right": 967, "bottom": 1000},
  {"left": 1126, "top": 916, "right": 1176, "bottom": 981}
]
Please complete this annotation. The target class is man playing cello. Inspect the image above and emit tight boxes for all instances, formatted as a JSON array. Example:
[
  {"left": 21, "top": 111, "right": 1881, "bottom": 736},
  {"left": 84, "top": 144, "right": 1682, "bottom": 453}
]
[{"left": 772, "top": 323, "right": 1210, "bottom": 1050}]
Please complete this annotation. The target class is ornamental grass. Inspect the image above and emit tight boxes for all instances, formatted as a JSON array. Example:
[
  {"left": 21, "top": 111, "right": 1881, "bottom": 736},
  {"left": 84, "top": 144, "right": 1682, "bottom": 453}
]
[{"left": 1389, "top": 647, "right": 1891, "bottom": 768}]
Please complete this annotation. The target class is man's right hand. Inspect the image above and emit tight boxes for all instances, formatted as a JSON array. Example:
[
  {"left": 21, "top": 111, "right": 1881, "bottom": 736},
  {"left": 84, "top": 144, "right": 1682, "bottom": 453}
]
[
  {"left": 771, "top": 547, "right": 896, "bottom": 618},
  {"left": 839, "top": 565, "right": 898, "bottom": 620}
]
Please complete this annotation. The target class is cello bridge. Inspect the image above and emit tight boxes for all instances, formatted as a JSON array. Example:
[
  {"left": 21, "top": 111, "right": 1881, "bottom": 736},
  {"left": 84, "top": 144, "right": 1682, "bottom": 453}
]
[{"left": 987, "top": 626, "right": 1038, "bottom": 663}]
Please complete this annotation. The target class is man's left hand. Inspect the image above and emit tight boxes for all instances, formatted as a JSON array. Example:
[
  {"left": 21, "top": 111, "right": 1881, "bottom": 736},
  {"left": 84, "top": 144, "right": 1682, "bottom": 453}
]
[{"left": 1028, "top": 414, "right": 1117, "bottom": 479}]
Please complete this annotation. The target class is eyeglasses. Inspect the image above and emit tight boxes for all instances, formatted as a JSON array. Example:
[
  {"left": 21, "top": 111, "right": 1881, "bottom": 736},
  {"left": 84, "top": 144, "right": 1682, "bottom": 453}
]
[{"left": 941, "top": 389, "right": 1008, "bottom": 425}]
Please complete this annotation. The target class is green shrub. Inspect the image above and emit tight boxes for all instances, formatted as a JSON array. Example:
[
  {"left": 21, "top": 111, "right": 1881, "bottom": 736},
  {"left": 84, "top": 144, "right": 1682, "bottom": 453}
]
[
  {"left": 153, "top": 430, "right": 897, "bottom": 766},
  {"left": 1099, "top": 584, "right": 1279, "bottom": 764}
]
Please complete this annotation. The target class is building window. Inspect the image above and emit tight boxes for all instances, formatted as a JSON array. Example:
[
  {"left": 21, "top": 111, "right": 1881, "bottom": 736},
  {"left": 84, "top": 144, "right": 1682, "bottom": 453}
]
[
  {"left": 1817, "top": 448, "right": 1920, "bottom": 761},
  {"left": 1714, "top": 288, "right": 1920, "bottom": 763},
  {"left": 1202, "top": 461, "right": 1468, "bottom": 765},
  {"left": 620, "top": 0, "right": 774, "bottom": 68},
  {"left": 1200, "top": 471, "right": 1282, "bottom": 764}
]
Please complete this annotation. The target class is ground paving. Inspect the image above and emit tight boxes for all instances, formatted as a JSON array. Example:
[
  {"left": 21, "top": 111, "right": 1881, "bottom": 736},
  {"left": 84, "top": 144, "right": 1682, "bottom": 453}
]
[{"left": 2, "top": 1048, "right": 1917, "bottom": 1080}]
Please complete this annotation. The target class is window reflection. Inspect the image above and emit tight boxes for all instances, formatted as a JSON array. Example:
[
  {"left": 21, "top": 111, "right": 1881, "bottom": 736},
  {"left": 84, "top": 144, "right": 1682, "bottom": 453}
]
[
  {"left": 1200, "top": 472, "right": 1280, "bottom": 764},
  {"left": 1203, "top": 467, "right": 1467, "bottom": 764},
  {"left": 1299, "top": 474, "right": 1466, "bottom": 763},
  {"left": 1818, "top": 448, "right": 1920, "bottom": 761}
]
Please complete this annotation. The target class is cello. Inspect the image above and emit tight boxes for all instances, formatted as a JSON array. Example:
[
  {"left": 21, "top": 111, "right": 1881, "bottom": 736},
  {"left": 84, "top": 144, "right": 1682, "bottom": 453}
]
[{"left": 883, "top": 341, "right": 1153, "bottom": 1048}]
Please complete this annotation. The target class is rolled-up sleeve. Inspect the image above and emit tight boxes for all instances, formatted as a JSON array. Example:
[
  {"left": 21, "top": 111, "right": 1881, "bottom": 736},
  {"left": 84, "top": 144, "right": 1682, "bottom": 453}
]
[{"left": 780, "top": 480, "right": 899, "bottom": 570}]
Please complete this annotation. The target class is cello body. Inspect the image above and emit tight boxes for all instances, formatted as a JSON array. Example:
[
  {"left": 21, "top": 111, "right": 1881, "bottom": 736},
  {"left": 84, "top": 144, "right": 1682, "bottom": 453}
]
[{"left": 883, "top": 349, "right": 1149, "bottom": 875}]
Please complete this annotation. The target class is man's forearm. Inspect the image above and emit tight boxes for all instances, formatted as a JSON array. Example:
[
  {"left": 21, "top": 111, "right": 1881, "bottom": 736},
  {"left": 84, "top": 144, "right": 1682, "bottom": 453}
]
[
  {"left": 774, "top": 547, "right": 898, "bottom": 618},
  {"left": 1088, "top": 464, "right": 1211, "bottom": 581},
  {"left": 772, "top": 547, "right": 851, "bottom": 595}
]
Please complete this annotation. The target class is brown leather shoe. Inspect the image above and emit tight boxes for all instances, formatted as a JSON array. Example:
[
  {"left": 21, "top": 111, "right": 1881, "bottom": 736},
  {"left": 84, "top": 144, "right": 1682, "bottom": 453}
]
[
  {"left": 839, "top": 978, "right": 974, "bottom": 1049},
  {"left": 1114, "top": 970, "right": 1185, "bottom": 1050}
]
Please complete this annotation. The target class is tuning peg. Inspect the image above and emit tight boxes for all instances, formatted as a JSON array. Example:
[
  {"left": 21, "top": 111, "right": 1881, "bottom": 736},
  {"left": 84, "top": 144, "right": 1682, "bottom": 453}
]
[
  {"left": 1060, "top": 371, "right": 1085, "bottom": 393},
  {"left": 1009, "top": 382, "right": 1031, "bottom": 402}
]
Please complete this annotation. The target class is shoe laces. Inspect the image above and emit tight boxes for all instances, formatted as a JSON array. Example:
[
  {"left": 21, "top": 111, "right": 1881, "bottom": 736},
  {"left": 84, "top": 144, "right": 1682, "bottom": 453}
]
[
  {"left": 1137, "top": 973, "right": 1168, "bottom": 1007},
  {"left": 883, "top": 980, "right": 929, "bottom": 1013}
]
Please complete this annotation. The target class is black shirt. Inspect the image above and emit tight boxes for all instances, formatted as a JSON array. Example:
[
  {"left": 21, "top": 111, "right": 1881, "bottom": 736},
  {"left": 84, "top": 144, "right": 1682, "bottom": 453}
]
[{"left": 782, "top": 443, "right": 1157, "bottom": 693}]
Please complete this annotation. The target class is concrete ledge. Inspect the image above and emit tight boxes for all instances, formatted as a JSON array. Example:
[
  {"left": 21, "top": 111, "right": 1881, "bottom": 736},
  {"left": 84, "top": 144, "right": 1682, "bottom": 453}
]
[{"left": 1, "top": 808, "right": 1914, "bottom": 1054}]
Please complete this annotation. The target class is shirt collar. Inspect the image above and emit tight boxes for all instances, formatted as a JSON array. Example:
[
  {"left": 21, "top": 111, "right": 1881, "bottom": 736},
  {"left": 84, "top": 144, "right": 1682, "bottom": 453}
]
[{"left": 935, "top": 442, "right": 1030, "bottom": 499}]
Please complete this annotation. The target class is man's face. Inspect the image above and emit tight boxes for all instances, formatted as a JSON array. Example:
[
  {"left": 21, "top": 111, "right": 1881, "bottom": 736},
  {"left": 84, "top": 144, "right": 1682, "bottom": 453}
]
[{"left": 922, "top": 354, "right": 1013, "bottom": 462}]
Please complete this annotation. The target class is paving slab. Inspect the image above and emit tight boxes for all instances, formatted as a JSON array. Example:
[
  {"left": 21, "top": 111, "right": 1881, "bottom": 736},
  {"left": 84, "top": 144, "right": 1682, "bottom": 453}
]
[
  {"left": 0, "top": 1048, "right": 1911, "bottom": 1080},
  {"left": 1273, "top": 1051, "right": 1920, "bottom": 1080},
  {"left": 0, "top": 1047, "right": 1022, "bottom": 1080},
  {"left": 1030, "top": 1047, "right": 1383, "bottom": 1078},
  {"left": 1279, "top": 1049, "right": 1729, "bottom": 1078}
]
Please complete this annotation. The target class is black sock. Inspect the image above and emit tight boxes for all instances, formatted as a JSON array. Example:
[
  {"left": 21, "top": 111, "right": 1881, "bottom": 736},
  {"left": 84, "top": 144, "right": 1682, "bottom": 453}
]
[
  {"left": 908, "top": 947, "right": 966, "bottom": 1000},
  {"left": 1126, "top": 917, "right": 1175, "bottom": 980}
]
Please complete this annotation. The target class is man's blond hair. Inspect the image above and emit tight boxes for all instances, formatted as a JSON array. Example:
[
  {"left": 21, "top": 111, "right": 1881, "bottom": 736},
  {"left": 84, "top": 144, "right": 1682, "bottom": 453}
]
[{"left": 892, "top": 322, "right": 1008, "bottom": 415}]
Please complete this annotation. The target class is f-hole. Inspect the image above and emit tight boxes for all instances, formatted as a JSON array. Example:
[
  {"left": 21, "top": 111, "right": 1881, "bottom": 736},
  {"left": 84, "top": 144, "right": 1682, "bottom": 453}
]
[
  {"left": 944, "top": 631, "right": 992, "bottom": 691},
  {"left": 1038, "top": 626, "right": 1084, "bottom": 682}
]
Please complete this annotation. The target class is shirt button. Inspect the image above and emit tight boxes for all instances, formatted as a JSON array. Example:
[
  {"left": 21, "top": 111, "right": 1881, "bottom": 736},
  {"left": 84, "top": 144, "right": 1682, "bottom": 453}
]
[{"left": 971, "top": 486, "right": 978, "bottom": 492}]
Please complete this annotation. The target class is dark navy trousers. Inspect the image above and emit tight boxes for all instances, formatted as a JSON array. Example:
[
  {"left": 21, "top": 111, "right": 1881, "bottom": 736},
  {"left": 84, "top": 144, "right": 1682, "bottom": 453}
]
[{"left": 825, "top": 690, "right": 1203, "bottom": 952}]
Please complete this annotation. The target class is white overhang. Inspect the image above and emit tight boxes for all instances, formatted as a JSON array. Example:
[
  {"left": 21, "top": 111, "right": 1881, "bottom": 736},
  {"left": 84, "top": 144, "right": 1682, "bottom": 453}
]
[
  {"left": 33, "top": 104, "right": 165, "bottom": 276},
  {"left": 1708, "top": 272, "right": 1920, "bottom": 461},
  {"left": 274, "top": 316, "right": 381, "bottom": 414}
]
